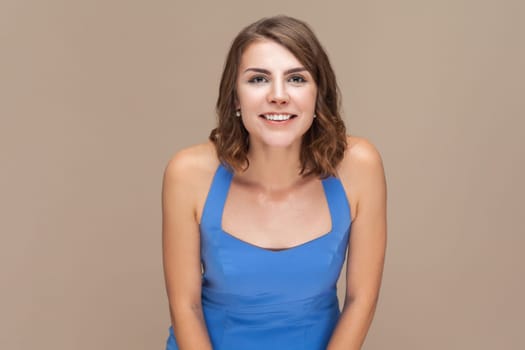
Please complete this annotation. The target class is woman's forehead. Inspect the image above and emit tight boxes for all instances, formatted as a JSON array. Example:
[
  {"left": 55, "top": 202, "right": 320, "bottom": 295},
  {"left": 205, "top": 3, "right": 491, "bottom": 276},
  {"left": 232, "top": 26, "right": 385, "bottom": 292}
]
[{"left": 239, "top": 40, "right": 305, "bottom": 73}]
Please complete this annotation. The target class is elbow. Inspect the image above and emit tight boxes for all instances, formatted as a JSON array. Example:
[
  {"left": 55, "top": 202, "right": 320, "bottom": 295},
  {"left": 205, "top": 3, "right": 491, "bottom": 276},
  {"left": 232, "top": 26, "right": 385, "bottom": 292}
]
[
  {"left": 342, "top": 293, "right": 379, "bottom": 314},
  {"left": 169, "top": 297, "right": 204, "bottom": 323},
  {"left": 171, "top": 298, "right": 203, "bottom": 311}
]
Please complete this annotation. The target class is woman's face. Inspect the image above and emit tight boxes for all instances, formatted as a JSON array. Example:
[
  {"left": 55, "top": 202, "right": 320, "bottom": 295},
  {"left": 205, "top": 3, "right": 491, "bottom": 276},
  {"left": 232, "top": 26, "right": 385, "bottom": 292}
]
[{"left": 236, "top": 39, "right": 317, "bottom": 150}]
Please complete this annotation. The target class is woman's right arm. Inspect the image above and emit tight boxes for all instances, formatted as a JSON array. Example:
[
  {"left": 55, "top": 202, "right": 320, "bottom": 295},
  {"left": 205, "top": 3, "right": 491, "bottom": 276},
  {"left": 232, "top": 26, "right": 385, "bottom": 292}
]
[{"left": 162, "top": 151, "right": 213, "bottom": 350}]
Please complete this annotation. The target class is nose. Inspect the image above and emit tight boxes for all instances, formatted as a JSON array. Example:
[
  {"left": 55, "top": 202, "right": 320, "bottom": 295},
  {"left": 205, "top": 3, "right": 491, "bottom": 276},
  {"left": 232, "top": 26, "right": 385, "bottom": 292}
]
[{"left": 267, "top": 80, "right": 289, "bottom": 105}]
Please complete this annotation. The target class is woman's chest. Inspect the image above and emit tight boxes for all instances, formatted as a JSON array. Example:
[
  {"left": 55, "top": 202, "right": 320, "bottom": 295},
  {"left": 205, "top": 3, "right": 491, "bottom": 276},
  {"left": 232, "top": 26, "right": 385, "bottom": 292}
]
[{"left": 221, "top": 179, "right": 332, "bottom": 250}]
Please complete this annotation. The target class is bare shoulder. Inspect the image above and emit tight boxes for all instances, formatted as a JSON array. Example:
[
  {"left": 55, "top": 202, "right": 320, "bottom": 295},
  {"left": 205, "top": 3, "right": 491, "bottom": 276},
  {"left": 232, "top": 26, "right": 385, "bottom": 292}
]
[
  {"left": 163, "top": 142, "right": 219, "bottom": 208},
  {"left": 337, "top": 136, "right": 386, "bottom": 217},
  {"left": 163, "top": 141, "right": 219, "bottom": 190},
  {"left": 338, "top": 135, "right": 385, "bottom": 178}
]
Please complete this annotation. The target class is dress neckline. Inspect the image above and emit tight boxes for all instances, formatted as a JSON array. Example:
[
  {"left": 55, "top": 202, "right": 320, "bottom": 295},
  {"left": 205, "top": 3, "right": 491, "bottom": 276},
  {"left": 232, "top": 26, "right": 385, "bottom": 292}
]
[{"left": 217, "top": 163, "right": 336, "bottom": 254}]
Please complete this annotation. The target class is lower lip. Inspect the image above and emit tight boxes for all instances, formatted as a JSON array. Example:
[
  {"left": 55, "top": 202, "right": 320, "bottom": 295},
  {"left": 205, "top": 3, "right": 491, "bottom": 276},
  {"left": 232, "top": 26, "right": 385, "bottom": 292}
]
[{"left": 259, "top": 115, "right": 297, "bottom": 125}]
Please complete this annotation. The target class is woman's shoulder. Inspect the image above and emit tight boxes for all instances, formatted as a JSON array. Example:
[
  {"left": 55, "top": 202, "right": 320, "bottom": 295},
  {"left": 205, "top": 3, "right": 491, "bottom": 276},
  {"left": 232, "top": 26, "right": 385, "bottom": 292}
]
[
  {"left": 341, "top": 135, "right": 383, "bottom": 169},
  {"left": 337, "top": 135, "right": 386, "bottom": 200},
  {"left": 163, "top": 141, "right": 219, "bottom": 189}
]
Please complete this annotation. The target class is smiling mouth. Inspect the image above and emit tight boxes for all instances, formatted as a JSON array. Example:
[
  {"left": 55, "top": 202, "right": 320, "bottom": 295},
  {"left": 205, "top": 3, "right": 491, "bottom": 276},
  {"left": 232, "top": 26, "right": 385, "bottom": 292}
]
[{"left": 259, "top": 114, "right": 297, "bottom": 121}]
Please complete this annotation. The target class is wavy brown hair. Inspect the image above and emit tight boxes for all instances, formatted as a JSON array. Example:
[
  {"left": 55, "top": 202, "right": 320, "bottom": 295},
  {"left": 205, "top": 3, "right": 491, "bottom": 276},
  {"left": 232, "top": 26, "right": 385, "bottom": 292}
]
[{"left": 209, "top": 15, "right": 347, "bottom": 178}]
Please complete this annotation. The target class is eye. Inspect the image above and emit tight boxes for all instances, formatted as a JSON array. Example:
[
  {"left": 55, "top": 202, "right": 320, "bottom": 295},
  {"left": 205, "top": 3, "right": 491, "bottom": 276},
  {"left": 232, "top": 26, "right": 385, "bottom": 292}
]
[
  {"left": 248, "top": 75, "right": 268, "bottom": 84},
  {"left": 288, "top": 75, "right": 306, "bottom": 83}
]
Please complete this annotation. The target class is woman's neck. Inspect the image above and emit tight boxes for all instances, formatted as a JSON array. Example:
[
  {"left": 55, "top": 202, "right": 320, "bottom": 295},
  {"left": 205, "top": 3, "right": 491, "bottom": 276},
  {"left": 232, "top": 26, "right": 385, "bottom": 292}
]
[{"left": 239, "top": 142, "right": 306, "bottom": 192}]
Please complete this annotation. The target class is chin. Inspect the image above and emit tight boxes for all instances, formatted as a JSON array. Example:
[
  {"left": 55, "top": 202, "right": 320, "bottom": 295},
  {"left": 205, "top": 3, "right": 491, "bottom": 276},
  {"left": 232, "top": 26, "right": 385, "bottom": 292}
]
[{"left": 254, "top": 134, "right": 305, "bottom": 149}]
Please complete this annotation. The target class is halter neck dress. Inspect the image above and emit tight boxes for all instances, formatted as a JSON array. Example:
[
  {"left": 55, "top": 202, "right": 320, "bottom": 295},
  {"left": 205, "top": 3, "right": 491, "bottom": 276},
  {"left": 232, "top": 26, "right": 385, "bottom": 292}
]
[{"left": 166, "top": 163, "right": 351, "bottom": 350}]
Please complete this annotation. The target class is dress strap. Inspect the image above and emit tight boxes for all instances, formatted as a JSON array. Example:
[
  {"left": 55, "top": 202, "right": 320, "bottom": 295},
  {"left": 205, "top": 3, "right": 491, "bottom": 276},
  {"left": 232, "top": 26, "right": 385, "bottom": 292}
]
[
  {"left": 321, "top": 176, "right": 352, "bottom": 233},
  {"left": 200, "top": 163, "right": 233, "bottom": 232}
]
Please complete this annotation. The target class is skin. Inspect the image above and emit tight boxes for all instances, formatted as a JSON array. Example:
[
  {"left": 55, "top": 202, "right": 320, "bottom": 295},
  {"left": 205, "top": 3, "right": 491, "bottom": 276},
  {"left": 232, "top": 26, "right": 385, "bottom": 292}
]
[{"left": 162, "top": 40, "right": 387, "bottom": 350}]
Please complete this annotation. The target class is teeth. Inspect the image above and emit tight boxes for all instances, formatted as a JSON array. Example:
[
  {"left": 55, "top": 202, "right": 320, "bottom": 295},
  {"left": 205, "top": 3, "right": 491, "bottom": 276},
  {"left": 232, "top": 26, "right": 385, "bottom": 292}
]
[{"left": 263, "top": 114, "right": 293, "bottom": 121}]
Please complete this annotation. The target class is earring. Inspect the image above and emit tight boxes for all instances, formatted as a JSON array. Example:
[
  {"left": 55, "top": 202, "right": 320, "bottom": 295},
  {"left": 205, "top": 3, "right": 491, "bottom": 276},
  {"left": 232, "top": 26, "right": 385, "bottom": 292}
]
[
  {"left": 235, "top": 110, "right": 241, "bottom": 117},
  {"left": 313, "top": 113, "right": 317, "bottom": 119}
]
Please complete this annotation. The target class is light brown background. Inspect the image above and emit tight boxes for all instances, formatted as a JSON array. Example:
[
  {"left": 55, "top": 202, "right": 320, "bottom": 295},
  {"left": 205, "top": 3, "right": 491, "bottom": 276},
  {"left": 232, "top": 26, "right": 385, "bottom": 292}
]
[{"left": 1, "top": 0, "right": 524, "bottom": 349}]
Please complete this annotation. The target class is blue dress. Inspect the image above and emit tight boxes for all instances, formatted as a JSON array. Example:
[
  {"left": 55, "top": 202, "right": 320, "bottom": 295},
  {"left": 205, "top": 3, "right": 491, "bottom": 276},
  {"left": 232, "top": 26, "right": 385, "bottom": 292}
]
[{"left": 166, "top": 163, "right": 351, "bottom": 350}]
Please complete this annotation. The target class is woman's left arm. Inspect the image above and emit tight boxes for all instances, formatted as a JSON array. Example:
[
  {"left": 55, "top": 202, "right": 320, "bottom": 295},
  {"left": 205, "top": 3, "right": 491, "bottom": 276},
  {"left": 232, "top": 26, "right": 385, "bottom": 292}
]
[{"left": 327, "top": 139, "right": 387, "bottom": 350}]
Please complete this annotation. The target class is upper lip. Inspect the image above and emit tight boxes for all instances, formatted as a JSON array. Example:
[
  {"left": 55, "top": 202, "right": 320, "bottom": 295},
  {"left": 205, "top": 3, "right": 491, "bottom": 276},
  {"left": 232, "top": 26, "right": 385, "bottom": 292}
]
[{"left": 260, "top": 112, "right": 296, "bottom": 115}]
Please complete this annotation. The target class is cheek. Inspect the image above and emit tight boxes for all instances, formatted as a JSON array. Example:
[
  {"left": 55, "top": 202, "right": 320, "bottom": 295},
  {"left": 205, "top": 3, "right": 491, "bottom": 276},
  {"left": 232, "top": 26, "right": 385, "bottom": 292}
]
[
  {"left": 238, "top": 90, "right": 267, "bottom": 110},
  {"left": 292, "top": 89, "right": 317, "bottom": 110}
]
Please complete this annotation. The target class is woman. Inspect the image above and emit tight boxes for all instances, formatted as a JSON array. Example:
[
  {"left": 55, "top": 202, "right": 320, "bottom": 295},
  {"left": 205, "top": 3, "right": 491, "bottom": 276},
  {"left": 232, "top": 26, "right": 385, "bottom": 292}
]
[{"left": 162, "top": 15, "right": 386, "bottom": 350}]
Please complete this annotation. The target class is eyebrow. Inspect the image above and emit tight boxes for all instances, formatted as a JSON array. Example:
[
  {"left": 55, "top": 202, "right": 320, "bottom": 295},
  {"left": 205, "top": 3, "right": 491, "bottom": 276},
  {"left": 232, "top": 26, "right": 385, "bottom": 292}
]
[{"left": 243, "top": 67, "right": 307, "bottom": 75}]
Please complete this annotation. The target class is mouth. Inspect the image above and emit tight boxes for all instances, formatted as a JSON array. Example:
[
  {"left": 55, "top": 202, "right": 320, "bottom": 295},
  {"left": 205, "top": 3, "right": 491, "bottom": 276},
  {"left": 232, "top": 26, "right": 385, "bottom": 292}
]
[{"left": 259, "top": 113, "right": 298, "bottom": 122}]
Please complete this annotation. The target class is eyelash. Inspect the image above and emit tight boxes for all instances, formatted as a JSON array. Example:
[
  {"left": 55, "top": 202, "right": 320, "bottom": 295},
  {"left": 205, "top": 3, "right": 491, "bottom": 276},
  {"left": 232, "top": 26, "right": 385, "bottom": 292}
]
[
  {"left": 247, "top": 75, "right": 307, "bottom": 84},
  {"left": 248, "top": 76, "right": 268, "bottom": 84},
  {"left": 289, "top": 75, "right": 306, "bottom": 83}
]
